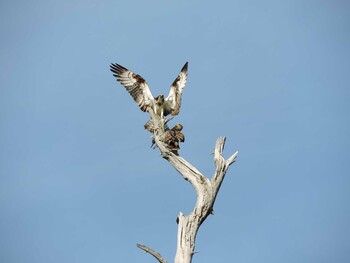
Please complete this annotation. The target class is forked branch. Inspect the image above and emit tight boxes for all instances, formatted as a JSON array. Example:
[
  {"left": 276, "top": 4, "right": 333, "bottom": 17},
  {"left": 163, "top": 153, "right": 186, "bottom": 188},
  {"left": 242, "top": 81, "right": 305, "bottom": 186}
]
[{"left": 137, "top": 110, "right": 238, "bottom": 263}]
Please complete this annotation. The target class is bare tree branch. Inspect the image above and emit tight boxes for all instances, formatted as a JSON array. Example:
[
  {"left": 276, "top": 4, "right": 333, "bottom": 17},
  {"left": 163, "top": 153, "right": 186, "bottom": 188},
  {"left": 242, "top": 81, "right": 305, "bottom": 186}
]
[
  {"left": 139, "top": 109, "right": 238, "bottom": 263},
  {"left": 137, "top": 243, "right": 167, "bottom": 263}
]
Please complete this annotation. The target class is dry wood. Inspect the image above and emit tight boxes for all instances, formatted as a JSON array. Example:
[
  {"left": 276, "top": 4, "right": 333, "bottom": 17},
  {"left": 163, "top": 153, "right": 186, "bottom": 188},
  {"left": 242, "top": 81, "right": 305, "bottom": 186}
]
[
  {"left": 137, "top": 243, "right": 167, "bottom": 263},
  {"left": 137, "top": 109, "right": 238, "bottom": 263}
]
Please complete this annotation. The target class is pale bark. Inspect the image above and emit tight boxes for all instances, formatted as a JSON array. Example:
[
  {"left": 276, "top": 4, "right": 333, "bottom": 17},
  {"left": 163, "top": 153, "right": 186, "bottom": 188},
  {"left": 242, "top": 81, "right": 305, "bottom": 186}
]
[
  {"left": 137, "top": 243, "right": 167, "bottom": 263},
  {"left": 137, "top": 109, "right": 238, "bottom": 263}
]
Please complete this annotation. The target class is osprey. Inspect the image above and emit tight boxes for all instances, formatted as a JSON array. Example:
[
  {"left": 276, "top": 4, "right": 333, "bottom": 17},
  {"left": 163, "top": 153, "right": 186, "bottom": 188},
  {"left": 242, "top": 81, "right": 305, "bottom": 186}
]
[{"left": 110, "top": 62, "right": 188, "bottom": 118}]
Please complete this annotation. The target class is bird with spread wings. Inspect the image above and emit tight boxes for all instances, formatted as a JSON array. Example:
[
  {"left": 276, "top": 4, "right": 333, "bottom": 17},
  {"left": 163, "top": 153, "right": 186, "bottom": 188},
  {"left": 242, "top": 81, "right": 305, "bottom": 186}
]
[{"left": 110, "top": 62, "right": 188, "bottom": 118}]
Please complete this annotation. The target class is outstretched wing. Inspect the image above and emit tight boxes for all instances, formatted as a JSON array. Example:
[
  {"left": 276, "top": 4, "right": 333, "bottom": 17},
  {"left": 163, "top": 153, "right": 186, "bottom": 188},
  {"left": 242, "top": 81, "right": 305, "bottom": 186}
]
[
  {"left": 165, "top": 62, "right": 188, "bottom": 116},
  {"left": 110, "top": 63, "right": 154, "bottom": 112}
]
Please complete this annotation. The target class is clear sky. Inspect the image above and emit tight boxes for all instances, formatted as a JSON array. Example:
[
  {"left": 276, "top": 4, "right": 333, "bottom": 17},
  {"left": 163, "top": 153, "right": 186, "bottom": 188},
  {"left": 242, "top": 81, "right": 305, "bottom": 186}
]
[{"left": 1, "top": 0, "right": 349, "bottom": 262}]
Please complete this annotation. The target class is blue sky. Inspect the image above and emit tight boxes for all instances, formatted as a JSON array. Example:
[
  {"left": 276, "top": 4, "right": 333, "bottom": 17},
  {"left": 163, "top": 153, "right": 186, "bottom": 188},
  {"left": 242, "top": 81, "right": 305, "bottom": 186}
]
[{"left": 0, "top": 0, "right": 349, "bottom": 262}]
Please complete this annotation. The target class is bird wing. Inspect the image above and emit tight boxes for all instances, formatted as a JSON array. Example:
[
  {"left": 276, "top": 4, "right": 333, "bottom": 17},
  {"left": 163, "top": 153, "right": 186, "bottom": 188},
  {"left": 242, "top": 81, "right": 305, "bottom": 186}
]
[
  {"left": 110, "top": 63, "right": 154, "bottom": 112},
  {"left": 165, "top": 62, "right": 188, "bottom": 116}
]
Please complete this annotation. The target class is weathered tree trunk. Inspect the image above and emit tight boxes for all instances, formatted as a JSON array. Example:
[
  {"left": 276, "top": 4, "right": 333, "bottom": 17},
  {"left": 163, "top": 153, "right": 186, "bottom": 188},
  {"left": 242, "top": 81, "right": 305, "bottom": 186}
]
[{"left": 137, "top": 110, "right": 238, "bottom": 263}]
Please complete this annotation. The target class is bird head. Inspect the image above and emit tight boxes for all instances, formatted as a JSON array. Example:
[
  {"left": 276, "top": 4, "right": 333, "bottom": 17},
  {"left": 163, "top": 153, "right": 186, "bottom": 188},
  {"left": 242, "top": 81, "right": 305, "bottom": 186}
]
[
  {"left": 155, "top": 94, "right": 165, "bottom": 105},
  {"left": 173, "top": 123, "right": 183, "bottom": 131}
]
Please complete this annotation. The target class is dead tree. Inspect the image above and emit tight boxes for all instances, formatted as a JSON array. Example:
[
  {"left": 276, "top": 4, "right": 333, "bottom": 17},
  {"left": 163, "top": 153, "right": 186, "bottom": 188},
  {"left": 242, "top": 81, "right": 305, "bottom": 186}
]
[
  {"left": 110, "top": 61, "right": 237, "bottom": 263},
  {"left": 137, "top": 109, "right": 238, "bottom": 263}
]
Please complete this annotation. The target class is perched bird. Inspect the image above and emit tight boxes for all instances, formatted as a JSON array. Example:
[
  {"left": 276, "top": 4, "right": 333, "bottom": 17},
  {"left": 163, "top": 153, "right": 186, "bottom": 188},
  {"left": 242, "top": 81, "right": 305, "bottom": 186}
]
[
  {"left": 110, "top": 62, "right": 188, "bottom": 118},
  {"left": 163, "top": 124, "right": 185, "bottom": 152}
]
